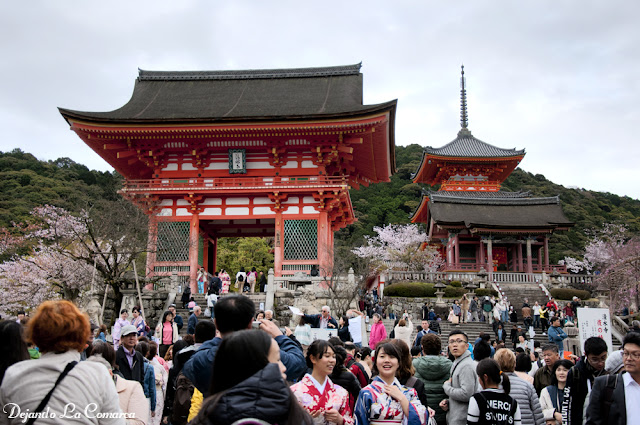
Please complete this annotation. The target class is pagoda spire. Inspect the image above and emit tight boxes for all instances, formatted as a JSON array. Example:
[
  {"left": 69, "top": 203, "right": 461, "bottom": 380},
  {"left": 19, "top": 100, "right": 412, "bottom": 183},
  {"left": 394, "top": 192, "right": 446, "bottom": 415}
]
[{"left": 458, "top": 64, "right": 472, "bottom": 137}]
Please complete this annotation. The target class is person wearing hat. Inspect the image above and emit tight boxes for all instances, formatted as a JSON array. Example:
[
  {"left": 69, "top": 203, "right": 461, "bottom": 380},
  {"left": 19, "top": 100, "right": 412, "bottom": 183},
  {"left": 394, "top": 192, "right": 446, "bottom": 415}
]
[{"left": 115, "top": 324, "right": 145, "bottom": 387}]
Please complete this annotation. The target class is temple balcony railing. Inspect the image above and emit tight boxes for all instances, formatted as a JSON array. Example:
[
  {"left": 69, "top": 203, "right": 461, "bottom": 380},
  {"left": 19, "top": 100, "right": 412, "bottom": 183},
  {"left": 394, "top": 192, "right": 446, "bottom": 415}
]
[
  {"left": 120, "top": 176, "right": 350, "bottom": 195},
  {"left": 439, "top": 263, "right": 567, "bottom": 274},
  {"left": 388, "top": 269, "right": 592, "bottom": 285}
]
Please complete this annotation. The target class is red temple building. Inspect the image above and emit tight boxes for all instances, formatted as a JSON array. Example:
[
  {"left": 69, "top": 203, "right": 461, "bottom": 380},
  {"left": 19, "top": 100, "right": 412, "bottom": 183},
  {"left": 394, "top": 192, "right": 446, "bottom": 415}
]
[
  {"left": 59, "top": 64, "right": 397, "bottom": 291},
  {"left": 411, "top": 67, "right": 573, "bottom": 278}
]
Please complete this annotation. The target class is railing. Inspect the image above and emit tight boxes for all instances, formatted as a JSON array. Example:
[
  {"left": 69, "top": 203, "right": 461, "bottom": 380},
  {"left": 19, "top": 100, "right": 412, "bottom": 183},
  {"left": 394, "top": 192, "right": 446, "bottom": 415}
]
[
  {"left": 388, "top": 270, "right": 594, "bottom": 286},
  {"left": 441, "top": 263, "right": 567, "bottom": 273},
  {"left": 121, "top": 176, "right": 349, "bottom": 194}
]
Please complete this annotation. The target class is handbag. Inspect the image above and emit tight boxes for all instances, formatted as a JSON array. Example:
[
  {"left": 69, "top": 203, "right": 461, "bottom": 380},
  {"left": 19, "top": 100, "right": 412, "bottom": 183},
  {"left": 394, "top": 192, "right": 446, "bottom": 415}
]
[
  {"left": 204, "top": 307, "right": 211, "bottom": 318},
  {"left": 26, "top": 361, "right": 77, "bottom": 425}
]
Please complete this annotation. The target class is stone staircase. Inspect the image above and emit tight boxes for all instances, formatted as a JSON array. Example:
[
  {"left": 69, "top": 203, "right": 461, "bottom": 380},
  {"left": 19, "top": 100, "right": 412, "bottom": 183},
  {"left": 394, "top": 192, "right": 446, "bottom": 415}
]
[
  {"left": 174, "top": 291, "right": 267, "bottom": 336},
  {"left": 379, "top": 318, "right": 550, "bottom": 350},
  {"left": 499, "top": 282, "right": 550, "bottom": 320}
]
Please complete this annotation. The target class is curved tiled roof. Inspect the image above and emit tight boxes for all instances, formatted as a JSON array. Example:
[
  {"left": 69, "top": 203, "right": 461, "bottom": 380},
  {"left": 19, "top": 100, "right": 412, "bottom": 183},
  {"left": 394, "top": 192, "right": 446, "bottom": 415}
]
[
  {"left": 426, "top": 190, "right": 532, "bottom": 199},
  {"left": 59, "top": 63, "right": 396, "bottom": 123},
  {"left": 138, "top": 63, "right": 362, "bottom": 81},
  {"left": 424, "top": 131, "right": 525, "bottom": 158}
]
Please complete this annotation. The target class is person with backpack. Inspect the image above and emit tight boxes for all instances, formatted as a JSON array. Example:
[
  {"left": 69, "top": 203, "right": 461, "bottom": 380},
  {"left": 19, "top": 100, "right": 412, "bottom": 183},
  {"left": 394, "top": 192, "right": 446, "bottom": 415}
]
[
  {"left": 246, "top": 267, "right": 258, "bottom": 293},
  {"left": 585, "top": 331, "right": 640, "bottom": 425},
  {"left": 235, "top": 267, "right": 246, "bottom": 290},
  {"left": 467, "top": 358, "right": 522, "bottom": 425},
  {"left": 181, "top": 285, "right": 191, "bottom": 309}
]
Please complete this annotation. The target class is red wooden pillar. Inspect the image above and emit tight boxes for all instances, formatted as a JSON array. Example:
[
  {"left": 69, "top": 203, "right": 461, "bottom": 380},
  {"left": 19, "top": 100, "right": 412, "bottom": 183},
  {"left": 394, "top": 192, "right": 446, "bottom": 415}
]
[
  {"left": 479, "top": 239, "right": 485, "bottom": 270},
  {"left": 274, "top": 212, "right": 284, "bottom": 277},
  {"left": 454, "top": 233, "right": 460, "bottom": 267},
  {"left": 544, "top": 236, "right": 549, "bottom": 268},
  {"left": 526, "top": 237, "right": 533, "bottom": 274},
  {"left": 212, "top": 237, "right": 218, "bottom": 273},
  {"left": 317, "top": 211, "right": 331, "bottom": 276},
  {"left": 537, "top": 241, "right": 543, "bottom": 270},
  {"left": 189, "top": 214, "right": 200, "bottom": 293},
  {"left": 517, "top": 242, "right": 523, "bottom": 272}
]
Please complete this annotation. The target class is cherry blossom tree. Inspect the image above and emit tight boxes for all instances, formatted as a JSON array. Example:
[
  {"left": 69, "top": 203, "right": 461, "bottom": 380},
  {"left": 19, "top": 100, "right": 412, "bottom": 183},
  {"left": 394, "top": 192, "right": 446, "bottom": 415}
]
[
  {"left": 561, "top": 224, "right": 640, "bottom": 309},
  {"left": 352, "top": 224, "right": 444, "bottom": 273},
  {"left": 0, "top": 202, "right": 149, "bottom": 317}
]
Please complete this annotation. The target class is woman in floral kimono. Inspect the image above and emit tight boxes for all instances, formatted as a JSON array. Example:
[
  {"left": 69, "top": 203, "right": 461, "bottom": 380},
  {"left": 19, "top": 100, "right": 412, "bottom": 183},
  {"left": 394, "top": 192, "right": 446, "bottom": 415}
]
[
  {"left": 291, "top": 340, "right": 354, "bottom": 425},
  {"left": 354, "top": 341, "right": 427, "bottom": 425},
  {"left": 220, "top": 269, "right": 231, "bottom": 295}
]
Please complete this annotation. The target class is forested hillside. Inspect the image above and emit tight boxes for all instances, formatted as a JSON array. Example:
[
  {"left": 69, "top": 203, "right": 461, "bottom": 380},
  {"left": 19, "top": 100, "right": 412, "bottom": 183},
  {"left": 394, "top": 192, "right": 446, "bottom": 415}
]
[{"left": 2, "top": 147, "right": 639, "bottom": 263}]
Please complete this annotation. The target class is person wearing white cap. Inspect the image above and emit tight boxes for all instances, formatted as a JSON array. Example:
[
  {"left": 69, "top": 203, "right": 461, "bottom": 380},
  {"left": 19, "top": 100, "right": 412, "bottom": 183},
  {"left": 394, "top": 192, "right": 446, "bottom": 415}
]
[{"left": 115, "top": 324, "right": 145, "bottom": 387}]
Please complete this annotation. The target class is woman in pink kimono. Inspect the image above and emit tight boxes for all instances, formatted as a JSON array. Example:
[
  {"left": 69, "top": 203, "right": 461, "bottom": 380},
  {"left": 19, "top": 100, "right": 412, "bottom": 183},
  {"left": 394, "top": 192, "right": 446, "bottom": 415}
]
[
  {"left": 220, "top": 269, "right": 231, "bottom": 295},
  {"left": 368, "top": 313, "right": 387, "bottom": 349},
  {"left": 291, "top": 340, "right": 354, "bottom": 425}
]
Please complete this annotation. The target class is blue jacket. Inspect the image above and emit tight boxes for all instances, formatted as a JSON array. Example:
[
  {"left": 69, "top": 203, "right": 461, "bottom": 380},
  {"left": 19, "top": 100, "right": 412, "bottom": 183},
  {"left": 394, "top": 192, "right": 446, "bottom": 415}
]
[
  {"left": 548, "top": 325, "right": 568, "bottom": 351},
  {"left": 183, "top": 334, "right": 306, "bottom": 396},
  {"left": 142, "top": 359, "right": 157, "bottom": 411},
  {"left": 188, "top": 313, "right": 198, "bottom": 334},
  {"left": 174, "top": 314, "right": 184, "bottom": 331},
  {"left": 413, "top": 329, "right": 437, "bottom": 348}
]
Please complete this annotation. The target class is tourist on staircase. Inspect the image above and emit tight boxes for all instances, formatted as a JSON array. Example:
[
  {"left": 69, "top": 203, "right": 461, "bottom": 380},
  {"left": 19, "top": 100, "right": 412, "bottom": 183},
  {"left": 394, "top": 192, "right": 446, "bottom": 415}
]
[
  {"left": 181, "top": 285, "right": 191, "bottom": 309},
  {"left": 196, "top": 266, "right": 206, "bottom": 294},
  {"left": 482, "top": 297, "right": 494, "bottom": 323},
  {"left": 522, "top": 301, "right": 533, "bottom": 330},
  {"left": 414, "top": 320, "right": 437, "bottom": 349},
  {"left": 394, "top": 317, "right": 413, "bottom": 348},
  {"left": 470, "top": 296, "right": 480, "bottom": 322},
  {"left": 548, "top": 317, "right": 568, "bottom": 357},
  {"left": 113, "top": 308, "right": 130, "bottom": 350},
  {"left": 168, "top": 304, "right": 183, "bottom": 332},
  {"left": 219, "top": 269, "right": 231, "bottom": 295},
  {"left": 452, "top": 300, "right": 462, "bottom": 324},
  {"left": 131, "top": 306, "right": 147, "bottom": 337},
  {"left": 155, "top": 310, "right": 179, "bottom": 358},
  {"left": 460, "top": 294, "right": 470, "bottom": 323},
  {"left": 539, "top": 305, "right": 549, "bottom": 334}
]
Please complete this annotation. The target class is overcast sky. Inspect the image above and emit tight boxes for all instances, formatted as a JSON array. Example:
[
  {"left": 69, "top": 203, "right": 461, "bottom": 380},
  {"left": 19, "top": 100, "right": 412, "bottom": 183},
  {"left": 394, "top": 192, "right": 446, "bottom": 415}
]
[{"left": 1, "top": 1, "right": 638, "bottom": 200}]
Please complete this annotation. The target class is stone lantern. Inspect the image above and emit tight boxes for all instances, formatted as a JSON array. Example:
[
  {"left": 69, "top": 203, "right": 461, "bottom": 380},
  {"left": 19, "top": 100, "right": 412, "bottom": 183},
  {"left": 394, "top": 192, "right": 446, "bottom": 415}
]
[
  {"left": 550, "top": 268, "right": 562, "bottom": 288},
  {"left": 465, "top": 280, "right": 478, "bottom": 296},
  {"left": 477, "top": 267, "right": 488, "bottom": 289},
  {"left": 595, "top": 287, "right": 610, "bottom": 308},
  {"left": 434, "top": 280, "right": 447, "bottom": 307}
]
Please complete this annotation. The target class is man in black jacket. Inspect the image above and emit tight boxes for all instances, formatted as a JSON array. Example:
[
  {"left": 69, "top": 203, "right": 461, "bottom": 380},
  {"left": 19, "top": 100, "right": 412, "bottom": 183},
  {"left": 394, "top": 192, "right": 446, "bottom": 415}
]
[
  {"left": 586, "top": 332, "right": 640, "bottom": 425},
  {"left": 115, "top": 324, "right": 145, "bottom": 387},
  {"left": 563, "top": 337, "right": 608, "bottom": 425}
]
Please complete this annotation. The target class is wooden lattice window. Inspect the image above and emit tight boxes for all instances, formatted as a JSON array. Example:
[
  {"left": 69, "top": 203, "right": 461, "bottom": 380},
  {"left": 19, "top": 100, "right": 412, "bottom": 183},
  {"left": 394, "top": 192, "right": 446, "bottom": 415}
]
[
  {"left": 156, "top": 221, "right": 190, "bottom": 262},
  {"left": 283, "top": 219, "right": 318, "bottom": 260}
]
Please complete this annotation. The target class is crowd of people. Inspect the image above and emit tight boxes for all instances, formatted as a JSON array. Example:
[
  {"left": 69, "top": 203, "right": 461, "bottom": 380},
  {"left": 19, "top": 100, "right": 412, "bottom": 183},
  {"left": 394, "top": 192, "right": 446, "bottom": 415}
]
[{"left": 1, "top": 293, "right": 639, "bottom": 425}]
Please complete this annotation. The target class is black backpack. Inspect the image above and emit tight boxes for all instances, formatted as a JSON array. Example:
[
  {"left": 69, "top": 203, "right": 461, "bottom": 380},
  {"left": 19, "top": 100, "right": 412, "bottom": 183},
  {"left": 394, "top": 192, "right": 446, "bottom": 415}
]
[{"left": 238, "top": 274, "right": 244, "bottom": 282}]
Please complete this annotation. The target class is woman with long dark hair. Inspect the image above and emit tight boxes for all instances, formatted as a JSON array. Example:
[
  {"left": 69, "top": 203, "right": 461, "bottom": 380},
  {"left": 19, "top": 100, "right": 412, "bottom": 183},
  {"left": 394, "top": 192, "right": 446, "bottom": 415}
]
[
  {"left": 354, "top": 341, "right": 427, "bottom": 425},
  {"left": 191, "top": 330, "right": 312, "bottom": 425},
  {"left": 539, "top": 359, "right": 573, "bottom": 425},
  {"left": 467, "top": 358, "right": 521, "bottom": 425},
  {"left": 154, "top": 310, "right": 178, "bottom": 358},
  {"left": 338, "top": 315, "right": 352, "bottom": 343},
  {"left": 0, "top": 320, "right": 29, "bottom": 385},
  {"left": 291, "top": 339, "right": 353, "bottom": 424},
  {"left": 329, "top": 345, "right": 361, "bottom": 412}
]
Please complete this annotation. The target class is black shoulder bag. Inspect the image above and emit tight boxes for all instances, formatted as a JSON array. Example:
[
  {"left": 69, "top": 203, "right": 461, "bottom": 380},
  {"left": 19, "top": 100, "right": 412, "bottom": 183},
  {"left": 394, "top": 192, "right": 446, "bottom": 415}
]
[{"left": 26, "top": 361, "right": 78, "bottom": 425}]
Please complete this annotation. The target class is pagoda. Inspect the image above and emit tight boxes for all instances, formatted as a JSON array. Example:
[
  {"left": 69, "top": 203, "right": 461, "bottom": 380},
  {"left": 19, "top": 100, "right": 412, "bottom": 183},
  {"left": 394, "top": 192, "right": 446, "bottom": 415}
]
[
  {"left": 59, "top": 64, "right": 397, "bottom": 291},
  {"left": 411, "top": 66, "right": 573, "bottom": 278}
]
